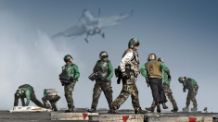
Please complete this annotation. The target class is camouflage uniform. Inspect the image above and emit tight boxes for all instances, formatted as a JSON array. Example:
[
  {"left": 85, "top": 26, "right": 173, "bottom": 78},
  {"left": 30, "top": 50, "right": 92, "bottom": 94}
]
[
  {"left": 111, "top": 47, "right": 143, "bottom": 113},
  {"left": 14, "top": 84, "right": 44, "bottom": 107},
  {"left": 90, "top": 59, "right": 113, "bottom": 111},
  {"left": 162, "top": 85, "right": 178, "bottom": 110},
  {"left": 42, "top": 89, "right": 60, "bottom": 111},
  {"left": 161, "top": 62, "right": 178, "bottom": 111},
  {"left": 60, "top": 60, "right": 80, "bottom": 112},
  {"left": 179, "top": 77, "right": 198, "bottom": 112}
]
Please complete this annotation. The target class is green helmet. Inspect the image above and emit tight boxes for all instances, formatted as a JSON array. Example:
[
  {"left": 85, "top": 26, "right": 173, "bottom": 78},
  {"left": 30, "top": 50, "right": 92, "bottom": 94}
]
[
  {"left": 128, "top": 37, "right": 140, "bottom": 48},
  {"left": 99, "top": 51, "right": 108, "bottom": 59},
  {"left": 15, "top": 89, "right": 24, "bottom": 96},
  {"left": 64, "top": 54, "right": 73, "bottom": 62},
  {"left": 178, "top": 76, "right": 185, "bottom": 83},
  {"left": 147, "top": 53, "right": 157, "bottom": 61}
]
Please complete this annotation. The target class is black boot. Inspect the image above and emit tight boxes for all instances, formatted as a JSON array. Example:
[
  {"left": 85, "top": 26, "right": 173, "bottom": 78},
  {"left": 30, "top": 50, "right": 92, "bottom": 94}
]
[
  {"left": 108, "top": 106, "right": 117, "bottom": 114},
  {"left": 162, "top": 103, "right": 168, "bottom": 109},
  {"left": 145, "top": 101, "right": 155, "bottom": 112},
  {"left": 108, "top": 109, "right": 117, "bottom": 114},
  {"left": 145, "top": 106, "right": 155, "bottom": 112},
  {"left": 65, "top": 106, "right": 74, "bottom": 112},
  {"left": 171, "top": 107, "right": 178, "bottom": 112},
  {"left": 87, "top": 108, "right": 96, "bottom": 113},
  {"left": 65, "top": 108, "right": 74, "bottom": 112},
  {"left": 135, "top": 108, "right": 146, "bottom": 114},
  {"left": 157, "top": 104, "right": 161, "bottom": 113}
]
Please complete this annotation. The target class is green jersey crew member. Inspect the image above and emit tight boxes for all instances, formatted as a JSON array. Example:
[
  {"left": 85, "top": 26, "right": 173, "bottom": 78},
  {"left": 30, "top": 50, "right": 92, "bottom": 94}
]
[
  {"left": 42, "top": 88, "right": 60, "bottom": 111},
  {"left": 59, "top": 54, "right": 80, "bottom": 112},
  {"left": 14, "top": 84, "right": 44, "bottom": 108},
  {"left": 88, "top": 51, "right": 113, "bottom": 112},
  {"left": 178, "top": 76, "right": 198, "bottom": 112}
]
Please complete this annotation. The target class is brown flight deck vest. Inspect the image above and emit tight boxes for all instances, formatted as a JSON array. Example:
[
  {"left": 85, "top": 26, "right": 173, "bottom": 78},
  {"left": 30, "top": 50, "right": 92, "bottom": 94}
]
[{"left": 145, "top": 60, "right": 162, "bottom": 79}]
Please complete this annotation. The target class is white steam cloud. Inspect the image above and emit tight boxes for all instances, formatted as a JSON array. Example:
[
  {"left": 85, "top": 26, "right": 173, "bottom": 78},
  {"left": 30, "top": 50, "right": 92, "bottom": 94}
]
[{"left": 0, "top": 11, "right": 75, "bottom": 109}]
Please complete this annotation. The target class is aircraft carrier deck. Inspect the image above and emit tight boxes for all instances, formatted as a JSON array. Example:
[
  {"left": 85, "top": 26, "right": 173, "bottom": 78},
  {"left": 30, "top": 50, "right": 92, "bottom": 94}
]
[{"left": 1, "top": 108, "right": 218, "bottom": 122}]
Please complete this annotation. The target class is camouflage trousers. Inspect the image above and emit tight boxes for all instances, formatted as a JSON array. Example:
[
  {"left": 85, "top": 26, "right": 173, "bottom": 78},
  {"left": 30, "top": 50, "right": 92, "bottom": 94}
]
[
  {"left": 64, "top": 81, "right": 76, "bottom": 109},
  {"left": 14, "top": 93, "right": 44, "bottom": 107},
  {"left": 162, "top": 84, "right": 178, "bottom": 109},
  {"left": 91, "top": 82, "right": 113, "bottom": 109},
  {"left": 30, "top": 94, "right": 44, "bottom": 107},
  {"left": 42, "top": 95, "right": 60, "bottom": 111},
  {"left": 112, "top": 83, "right": 141, "bottom": 110},
  {"left": 186, "top": 85, "right": 198, "bottom": 108}
]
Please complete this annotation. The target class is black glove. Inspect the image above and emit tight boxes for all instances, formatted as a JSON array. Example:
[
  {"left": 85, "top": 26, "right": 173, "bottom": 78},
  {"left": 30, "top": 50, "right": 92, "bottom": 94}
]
[
  {"left": 183, "top": 87, "right": 186, "bottom": 92},
  {"left": 146, "top": 82, "right": 150, "bottom": 87},
  {"left": 61, "top": 82, "right": 65, "bottom": 86},
  {"left": 70, "top": 77, "right": 77, "bottom": 82},
  {"left": 163, "top": 82, "right": 168, "bottom": 86},
  {"left": 168, "top": 74, "right": 172, "bottom": 81}
]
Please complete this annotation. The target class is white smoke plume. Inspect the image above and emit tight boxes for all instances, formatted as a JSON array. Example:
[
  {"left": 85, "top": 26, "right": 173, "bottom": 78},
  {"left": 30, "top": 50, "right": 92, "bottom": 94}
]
[{"left": 0, "top": 11, "right": 77, "bottom": 109}]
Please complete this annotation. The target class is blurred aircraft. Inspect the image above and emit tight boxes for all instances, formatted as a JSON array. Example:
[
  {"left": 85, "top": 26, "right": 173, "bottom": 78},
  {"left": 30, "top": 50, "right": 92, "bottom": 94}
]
[{"left": 52, "top": 9, "right": 133, "bottom": 43}]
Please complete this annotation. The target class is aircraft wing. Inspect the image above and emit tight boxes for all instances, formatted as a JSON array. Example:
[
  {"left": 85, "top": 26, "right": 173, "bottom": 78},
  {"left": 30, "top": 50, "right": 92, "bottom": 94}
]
[
  {"left": 79, "top": 9, "right": 96, "bottom": 25},
  {"left": 52, "top": 24, "right": 86, "bottom": 38},
  {"left": 99, "top": 10, "right": 133, "bottom": 28}
]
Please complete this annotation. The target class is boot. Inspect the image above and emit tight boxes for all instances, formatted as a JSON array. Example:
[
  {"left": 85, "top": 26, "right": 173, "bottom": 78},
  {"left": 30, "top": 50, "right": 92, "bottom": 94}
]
[
  {"left": 157, "top": 104, "right": 161, "bottom": 113},
  {"left": 65, "top": 107, "right": 74, "bottom": 112},
  {"left": 171, "top": 103, "right": 178, "bottom": 112},
  {"left": 53, "top": 106, "right": 58, "bottom": 111},
  {"left": 87, "top": 108, "right": 96, "bottom": 113},
  {"left": 135, "top": 108, "right": 146, "bottom": 114},
  {"left": 182, "top": 107, "right": 189, "bottom": 112},
  {"left": 191, "top": 107, "right": 197, "bottom": 112},
  {"left": 171, "top": 107, "right": 178, "bottom": 112},
  {"left": 162, "top": 103, "right": 168, "bottom": 109},
  {"left": 65, "top": 106, "right": 74, "bottom": 112},
  {"left": 145, "top": 106, "right": 155, "bottom": 112},
  {"left": 145, "top": 102, "right": 155, "bottom": 112},
  {"left": 108, "top": 106, "right": 117, "bottom": 114},
  {"left": 108, "top": 109, "right": 117, "bottom": 114}
]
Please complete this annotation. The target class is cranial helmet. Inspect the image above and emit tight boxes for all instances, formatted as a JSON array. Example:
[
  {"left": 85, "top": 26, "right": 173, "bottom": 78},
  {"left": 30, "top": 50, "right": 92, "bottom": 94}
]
[
  {"left": 99, "top": 51, "right": 108, "bottom": 59},
  {"left": 147, "top": 53, "right": 157, "bottom": 61},
  {"left": 128, "top": 37, "right": 140, "bottom": 48},
  {"left": 178, "top": 77, "right": 185, "bottom": 83},
  {"left": 64, "top": 54, "right": 73, "bottom": 62}
]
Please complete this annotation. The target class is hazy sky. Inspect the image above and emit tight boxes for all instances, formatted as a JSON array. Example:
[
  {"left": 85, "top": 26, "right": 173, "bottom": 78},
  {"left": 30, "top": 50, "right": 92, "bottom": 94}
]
[{"left": 0, "top": 0, "right": 218, "bottom": 112}]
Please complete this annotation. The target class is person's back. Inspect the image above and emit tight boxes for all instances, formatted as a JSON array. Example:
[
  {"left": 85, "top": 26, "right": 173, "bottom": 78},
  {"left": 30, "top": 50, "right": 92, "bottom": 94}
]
[
  {"left": 44, "top": 89, "right": 59, "bottom": 96},
  {"left": 185, "top": 77, "right": 198, "bottom": 90},
  {"left": 18, "top": 84, "right": 34, "bottom": 93},
  {"left": 145, "top": 60, "right": 162, "bottom": 79},
  {"left": 140, "top": 53, "right": 167, "bottom": 113},
  {"left": 42, "top": 89, "right": 60, "bottom": 111}
]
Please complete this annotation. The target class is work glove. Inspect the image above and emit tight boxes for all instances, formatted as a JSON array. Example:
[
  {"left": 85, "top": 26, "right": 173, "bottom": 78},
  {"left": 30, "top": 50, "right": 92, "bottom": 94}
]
[{"left": 183, "top": 87, "right": 186, "bottom": 92}]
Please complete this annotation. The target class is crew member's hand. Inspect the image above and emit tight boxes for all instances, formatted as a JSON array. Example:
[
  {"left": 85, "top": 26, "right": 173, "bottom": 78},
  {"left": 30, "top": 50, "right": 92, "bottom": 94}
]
[
  {"left": 122, "top": 72, "right": 129, "bottom": 79},
  {"left": 183, "top": 88, "right": 186, "bottom": 92}
]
